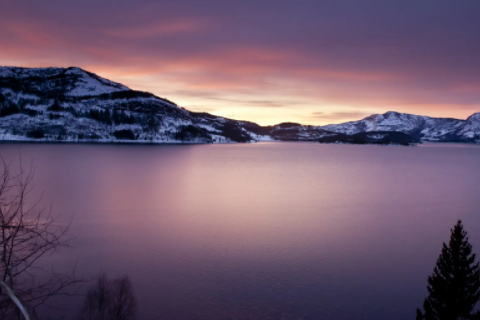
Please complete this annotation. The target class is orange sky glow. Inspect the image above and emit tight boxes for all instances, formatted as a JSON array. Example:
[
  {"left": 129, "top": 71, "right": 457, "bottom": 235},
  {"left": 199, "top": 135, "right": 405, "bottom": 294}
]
[{"left": 1, "top": 0, "right": 479, "bottom": 125}]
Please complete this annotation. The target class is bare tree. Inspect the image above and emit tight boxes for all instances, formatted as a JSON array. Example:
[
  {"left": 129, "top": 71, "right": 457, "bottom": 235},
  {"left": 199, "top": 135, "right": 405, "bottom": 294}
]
[
  {"left": 79, "top": 274, "right": 136, "bottom": 320},
  {"left": 0, "top": 156, "right": 82, "bottom": 319}
]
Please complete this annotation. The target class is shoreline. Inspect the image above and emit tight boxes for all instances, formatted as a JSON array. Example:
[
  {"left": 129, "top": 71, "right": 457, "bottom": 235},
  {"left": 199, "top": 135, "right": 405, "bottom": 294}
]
[{"left": 0, "top": 139, "right": 479, "bottom": 147}]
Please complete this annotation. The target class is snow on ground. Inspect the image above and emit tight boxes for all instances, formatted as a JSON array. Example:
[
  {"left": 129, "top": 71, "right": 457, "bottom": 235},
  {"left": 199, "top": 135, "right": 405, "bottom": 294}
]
[
  {"left": 2, "top": 66, "right": 480, "bottom": 145},
  {"left": 255, "top": 135, "right": 275, "bottom": 141},
  {"left": 367, "top": 134, "right": 387, "bottom": 139},
  {"left": 66, "top": 69, "right": 129, "bottom": 96}
]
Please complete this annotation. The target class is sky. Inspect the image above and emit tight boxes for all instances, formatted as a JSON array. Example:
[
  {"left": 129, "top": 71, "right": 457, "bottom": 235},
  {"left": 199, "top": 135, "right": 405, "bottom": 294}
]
[{"left": 0, "top": 0, "right": 479, "bottom": 125}]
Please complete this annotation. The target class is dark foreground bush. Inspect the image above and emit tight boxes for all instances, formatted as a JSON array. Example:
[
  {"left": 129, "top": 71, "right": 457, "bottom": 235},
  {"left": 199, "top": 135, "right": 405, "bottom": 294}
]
[
  {"left": 221, "top": 122, "right": 252, "bottom": 142},
  {"left": 22, "top": 108, "right": 39, "bottom": 116},
  {"left": 113, "top": 129, "right": 136, "bottom": 140},
  {"left": 0, "top": 105, "right": 20, "bottom": 117},
  {"left": 78, "top": 274, "right": 136, "bottom": 320},
  {"left": 175, "top": 125, "right": 212, "bottom": 142},
  {"left": 26, "top": 129, "right": 45, "bottom": 139},
  {"left": 46, "top": 100, "right": 63, "bottom": 112}
]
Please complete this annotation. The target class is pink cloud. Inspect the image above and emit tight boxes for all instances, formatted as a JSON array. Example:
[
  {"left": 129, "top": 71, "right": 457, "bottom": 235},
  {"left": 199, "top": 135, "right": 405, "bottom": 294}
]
[
  {"left": 0, "top": 1, "right": 479, "bottom": 126},
  {"left": 103, "top": 19, "right": 206, "bottom": 39}
]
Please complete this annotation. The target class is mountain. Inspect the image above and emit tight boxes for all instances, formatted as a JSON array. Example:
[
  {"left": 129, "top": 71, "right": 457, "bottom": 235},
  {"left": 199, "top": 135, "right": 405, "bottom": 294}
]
[
  {"left": 321, "top": 111, "right": 476, "bottom": 143},
  {"left": 318, "top": 111, "right": 480, "bottom": 143},
  {"left": 269, "top": 111, "right": 480, "bottom": 144},
  {"left": 271, "top": 111, "right": 480, "bottom": 144},
  {"left": 0, "top": 66, "right": 479, "bottom": 144},
  {"left": 0, "top": 66, "right": 265, "bottom": 143}
]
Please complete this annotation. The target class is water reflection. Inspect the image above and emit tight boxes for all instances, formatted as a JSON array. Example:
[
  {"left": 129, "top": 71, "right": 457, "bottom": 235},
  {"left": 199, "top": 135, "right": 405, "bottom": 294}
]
[{"left": 1, "top": 142, "right": 480, "bottom": 320}]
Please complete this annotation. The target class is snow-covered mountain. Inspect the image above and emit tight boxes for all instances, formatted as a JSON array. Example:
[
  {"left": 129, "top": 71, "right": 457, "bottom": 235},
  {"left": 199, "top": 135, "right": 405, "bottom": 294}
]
[
  {"left": 268, "top": 111, "right": 480, "bottom": 144},
  {"left": 321, "top": 111, "right": 480, "bottom": 143},
  {"left": 455, "top": 113, "right": 480, "bottom": 142},
  {"left": 1, "top": 66, "right": 479, "bottom": 144},
  {"left": 0, "top": 66, "right": 263, "bottom": 143}
]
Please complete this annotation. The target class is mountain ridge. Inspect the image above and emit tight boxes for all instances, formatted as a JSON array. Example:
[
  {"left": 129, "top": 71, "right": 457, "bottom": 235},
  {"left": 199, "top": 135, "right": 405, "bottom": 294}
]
[{"left": 1, "top": 66, "right": 479, "bottom": 144}]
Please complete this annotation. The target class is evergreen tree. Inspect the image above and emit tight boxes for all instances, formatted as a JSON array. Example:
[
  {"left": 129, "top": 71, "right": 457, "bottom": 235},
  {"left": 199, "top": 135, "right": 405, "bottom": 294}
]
[
  {"left": 47, "top": 99, "right": 63, "bottom": 112},
  {"left": 104, "top": 109, "right": 112, "bottom": 125},
  {"left": 417, "top": 220, "right": 480, "bottom": 320},
  {"left": 113, "top": 109, "right": 121, "bottom": 124}
]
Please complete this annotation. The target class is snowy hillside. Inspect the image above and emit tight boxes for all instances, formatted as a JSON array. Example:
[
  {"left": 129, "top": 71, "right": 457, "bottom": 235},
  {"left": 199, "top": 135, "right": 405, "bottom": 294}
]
[
  {"left": 0, "top": 66, "right": 479, "bottom": 144},
  {"left": 0, "top": 66, "right": 259, "bottom": 143},
  {"left": 456, "top": 113, "right": 480, "bottom": 142},
  {"left": 269, "top": 123, "right": 336, "bottom": 141},
  {"left": 260, "top": 111, "right": 480, "bottom": 144},
  {"left": 321, "top": 111, "right": 480, "bottom": 143}
]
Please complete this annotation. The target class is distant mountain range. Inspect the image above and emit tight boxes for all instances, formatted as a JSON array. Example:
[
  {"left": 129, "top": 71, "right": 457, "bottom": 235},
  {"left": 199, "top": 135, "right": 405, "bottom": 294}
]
[{"left": 1, "top": 66, "right": 479, "bottom": 145}]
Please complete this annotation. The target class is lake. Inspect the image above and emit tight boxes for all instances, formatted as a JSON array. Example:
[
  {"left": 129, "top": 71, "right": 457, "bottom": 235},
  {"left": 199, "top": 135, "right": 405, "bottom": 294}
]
[{"left": 1, "top": 142, "right": 480, "bottom": 320}]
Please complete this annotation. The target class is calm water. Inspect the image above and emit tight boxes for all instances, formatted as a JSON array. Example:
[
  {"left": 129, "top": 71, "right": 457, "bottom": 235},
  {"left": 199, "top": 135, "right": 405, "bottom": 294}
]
[{"left": 1, "top": 142, "right": 480, "bottom": 320}]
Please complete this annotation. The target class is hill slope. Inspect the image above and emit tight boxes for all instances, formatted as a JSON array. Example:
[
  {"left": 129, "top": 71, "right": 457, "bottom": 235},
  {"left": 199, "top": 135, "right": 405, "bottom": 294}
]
[
  {"left": 270, "top": 111, "right": 480, "bottom": 144},
  {"left": 1, "top": 66, "right": 479, "bottom": 144},
  {"left": 0, "top": 67, "right": 261, "bottom": 143},
  {"left": 322, "top": 111, "right": 480, "bottom": 143}
]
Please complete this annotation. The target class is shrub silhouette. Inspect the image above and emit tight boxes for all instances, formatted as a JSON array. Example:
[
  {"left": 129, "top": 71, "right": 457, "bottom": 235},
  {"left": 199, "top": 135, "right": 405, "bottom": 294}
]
[
  {"left": 26, "top": 129, "right": 45, "bottom": 139},
  {"left": 79, "top": 274, "right": 136, "bottom": 320},
  {"left": 113, "top": 129, "right": 136, "bottom": 140},
  {"left": 47, "top": 100, "right": 63, "bottom": 112}
]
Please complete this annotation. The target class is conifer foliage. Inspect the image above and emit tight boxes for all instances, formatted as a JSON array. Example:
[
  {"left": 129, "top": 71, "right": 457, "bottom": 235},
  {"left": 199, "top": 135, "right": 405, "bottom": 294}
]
[{"left": 417, "top": 220, "right": 480, "bottom": 320}]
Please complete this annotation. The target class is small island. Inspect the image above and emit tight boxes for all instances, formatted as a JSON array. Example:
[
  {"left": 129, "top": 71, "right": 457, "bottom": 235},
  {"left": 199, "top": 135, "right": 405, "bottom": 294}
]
[{"left": 318, "top": 131, "right": 420, "bottom": 146}]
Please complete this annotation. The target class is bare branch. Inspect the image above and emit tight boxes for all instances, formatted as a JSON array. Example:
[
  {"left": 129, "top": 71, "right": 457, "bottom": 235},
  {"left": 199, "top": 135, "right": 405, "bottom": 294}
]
[{"left": 0, "top": 154, "right": 84, "bottom": 319}]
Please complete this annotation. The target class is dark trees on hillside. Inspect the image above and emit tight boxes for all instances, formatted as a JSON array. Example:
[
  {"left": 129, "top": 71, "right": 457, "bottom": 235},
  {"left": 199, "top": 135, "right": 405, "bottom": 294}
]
[
  {"left": 113, "top": 110, "right": 135, "bottom": 125},
  {"left": 417, "top": 220, "right": 480, "bottom": 320},
  {"left": 88, "top": 109, "right": 111, "bottom": 124},
  {"left": 26, "top": 129, "right": 45, "bottom": 139},
  {"left": 89, "top": 109, "right": 135, "bottom": 125},
  {"left": 113, "top": 129, "right": 136, "bottom": 140},
  {"left": 221, "top": 123, "right": 252, "bottom": 142},
  {"left": 175, "top": 125, "right": 212, "bottom": 143},
  {"left": 0, "top": 104, "right": 20, "bottom": 117},
  {"left": 145, "top": 113, "right": 161, "bottom": 134},
  {"left": 47, "top": 100, "right": 63, "bottom": 112}
]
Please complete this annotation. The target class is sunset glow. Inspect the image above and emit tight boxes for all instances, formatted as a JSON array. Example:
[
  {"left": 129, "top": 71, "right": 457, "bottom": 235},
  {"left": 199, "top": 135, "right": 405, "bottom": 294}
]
[{"left": 1, "top": 0, "right": 479, "bottom": 125}]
